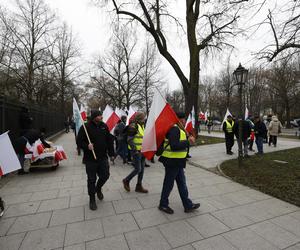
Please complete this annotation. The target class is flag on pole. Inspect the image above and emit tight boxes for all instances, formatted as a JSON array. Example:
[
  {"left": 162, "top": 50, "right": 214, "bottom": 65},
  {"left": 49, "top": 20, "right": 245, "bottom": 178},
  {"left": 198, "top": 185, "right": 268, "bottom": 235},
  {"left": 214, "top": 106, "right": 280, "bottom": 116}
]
[
  {"left": 141, "top": 89, "right": 179, "bottom": 160},
  {"left": 103, "top": 105, "right": 120, "bottom": 132},
  {"left": 73, "top": 98, "right": 83, "bottom": 135},
  {"left": 245, "top": 106, "right": 249, "bottom": 120},
  {"left": 0, "top": 132, "right": 21, "bottom": 176},
  {"left": 221, "top": 108, "right": 232, "bottom": 126},
  {"left": 80, "top": 104, "right": 87, "bottom": 121},
  {"left": 126, "top": 106, "right": 137, "bottom": 125},
  {"left": 199, "top": 111, "right": 205, "bottom": 120},
  {"left": 185, "top": 106, "right": 195, "bottom": 134}
]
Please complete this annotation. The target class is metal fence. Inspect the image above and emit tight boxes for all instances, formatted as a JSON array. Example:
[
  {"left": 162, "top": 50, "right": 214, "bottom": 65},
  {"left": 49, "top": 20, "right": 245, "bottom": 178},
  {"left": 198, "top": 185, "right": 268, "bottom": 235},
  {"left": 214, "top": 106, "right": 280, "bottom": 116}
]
[{"left": 0, "top": 96, "right": 65, "bottom": 142}]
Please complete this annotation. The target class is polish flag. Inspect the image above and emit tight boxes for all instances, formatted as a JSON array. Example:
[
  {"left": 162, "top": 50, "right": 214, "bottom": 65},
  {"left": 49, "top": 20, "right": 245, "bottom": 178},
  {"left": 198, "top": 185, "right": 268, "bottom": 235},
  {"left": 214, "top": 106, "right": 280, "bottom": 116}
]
[
  {"left": 80, "top": 104, "right": 87, "bottom": 121},
  {"left": 56, "top": 146, "right": 67, "bottom": 160},
  {"left": 245, "top": 106, "right": 249, "bottom": 120},
  {"left": 141, "top": 89, "right": 179, "bottom": 160},
  {"left": 199, "top": 111, "right": 205, "bottom": 120},
  {"left": 103, "top": 105, "right": 120, "bottom": 132},
  {"left": 221, "top": 108, "right": 232, "bottom": 126},
  {"left": 126, "top": 106, "right": 137, "bottom": 125},
  {"left": 185, "top": 106, "right": 195, "bottom": 134},
  {"left": 0, "top": 132, "right": 21, "bottom": 176},
  {"left": 24, "top": 142, "right": 33, "bottom": 154},
  {"left": 32, "top": 139, "right": 45, "bottom": 160}
]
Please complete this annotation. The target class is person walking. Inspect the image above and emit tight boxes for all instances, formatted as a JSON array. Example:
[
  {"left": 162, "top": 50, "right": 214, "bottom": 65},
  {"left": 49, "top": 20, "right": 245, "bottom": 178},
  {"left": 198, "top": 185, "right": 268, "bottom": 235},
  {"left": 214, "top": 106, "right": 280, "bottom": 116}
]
[
  {"left": 158, "top": 112, "right": 200, "bottom": 214},
  {"left": 268, "top": 115, "right": 283, "bottom": 147},
  {"left": 223, "top": 115, "right": 235, "bottom": 155},
  {"left": 114, "top": 115, "right": 128, "bottom": 164},
  {"left": 122, "top": 112, "right": 148, "bottom": 193},
  {"left": 254, "top": 115, "right": 267, "bottom": 155},
  {"left": 76, "top": 110, "right": 115, "bottom": 211},
  {"left": 206, "top": 117, "right": 213, "bottom": 134}
]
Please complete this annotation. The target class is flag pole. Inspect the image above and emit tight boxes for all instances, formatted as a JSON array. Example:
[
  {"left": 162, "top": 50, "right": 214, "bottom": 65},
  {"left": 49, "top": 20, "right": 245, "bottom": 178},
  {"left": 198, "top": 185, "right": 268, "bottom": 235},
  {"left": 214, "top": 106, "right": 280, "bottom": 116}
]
[{"left": 75, "top": 99, "right": 97, "bottom": 160}]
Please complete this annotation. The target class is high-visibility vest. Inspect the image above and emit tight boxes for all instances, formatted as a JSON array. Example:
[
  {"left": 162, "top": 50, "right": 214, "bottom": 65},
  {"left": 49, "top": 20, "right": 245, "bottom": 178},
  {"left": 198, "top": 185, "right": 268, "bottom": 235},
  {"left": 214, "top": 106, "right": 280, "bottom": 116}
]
[
  {"left": 161, "top": 125, "right": 188, "bottom": 159},
  {"left": 225, "top": 120, "right": 234, "bottom": 133},
  {"left": 129, "top": 124, "right": 144, "bottom": 150}
]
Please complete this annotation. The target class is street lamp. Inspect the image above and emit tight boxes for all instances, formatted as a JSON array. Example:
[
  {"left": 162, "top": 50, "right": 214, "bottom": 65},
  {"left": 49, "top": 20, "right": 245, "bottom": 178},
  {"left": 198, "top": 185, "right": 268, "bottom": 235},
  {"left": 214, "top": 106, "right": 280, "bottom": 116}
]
[{"left": 233, "top": 63, "right": 248, "bottom": 167}]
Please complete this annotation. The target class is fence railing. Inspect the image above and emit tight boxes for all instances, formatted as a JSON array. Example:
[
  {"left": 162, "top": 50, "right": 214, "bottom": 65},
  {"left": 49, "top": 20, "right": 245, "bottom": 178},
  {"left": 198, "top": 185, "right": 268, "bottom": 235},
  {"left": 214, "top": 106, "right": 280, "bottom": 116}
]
[{"left": 0, "top": 96, "right": 65, "bottom": 142}]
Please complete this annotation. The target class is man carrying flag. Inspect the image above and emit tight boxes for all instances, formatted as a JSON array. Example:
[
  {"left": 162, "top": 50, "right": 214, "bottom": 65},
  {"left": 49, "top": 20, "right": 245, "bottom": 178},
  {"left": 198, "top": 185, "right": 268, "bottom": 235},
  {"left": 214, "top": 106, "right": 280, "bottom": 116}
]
[
  {"left": 77, "top": 110, "right": 115, "bottom": 211},
  {"left": 158, "top": 112, "right": 200, "bottom": 214}
]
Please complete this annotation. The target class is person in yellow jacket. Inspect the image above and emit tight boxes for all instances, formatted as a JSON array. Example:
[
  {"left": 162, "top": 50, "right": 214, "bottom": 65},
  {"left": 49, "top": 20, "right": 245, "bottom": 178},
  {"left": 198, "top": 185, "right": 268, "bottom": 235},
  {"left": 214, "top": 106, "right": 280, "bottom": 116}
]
[
  {"left": 158, "top": 112, "right": 200, "bottom": 214},
  {"left": 222, "top": 115, "right": 235, "bottom": 155},
  {"left": 122, "top": 112, "right": 148, "bottom": 193}
]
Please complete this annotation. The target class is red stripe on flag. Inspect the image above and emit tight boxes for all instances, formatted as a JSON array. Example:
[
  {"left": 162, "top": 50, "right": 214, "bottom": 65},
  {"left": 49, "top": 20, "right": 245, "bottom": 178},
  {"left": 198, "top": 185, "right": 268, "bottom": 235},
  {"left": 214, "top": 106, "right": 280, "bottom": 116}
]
[
  {"left": 185, "top": 122, "right": 193, "bottom": 134},
  {"left": 106, "top": 112, "right": 120, "bottom": 131},
  {"left": 81, "top": 111, "right": 87, "bottom": 121},
  {"left": 0, "top": 166, "right": 3, "bottom": 176},
  {"left": 143, "top": 103, "right": 178, "bottom": 160}
]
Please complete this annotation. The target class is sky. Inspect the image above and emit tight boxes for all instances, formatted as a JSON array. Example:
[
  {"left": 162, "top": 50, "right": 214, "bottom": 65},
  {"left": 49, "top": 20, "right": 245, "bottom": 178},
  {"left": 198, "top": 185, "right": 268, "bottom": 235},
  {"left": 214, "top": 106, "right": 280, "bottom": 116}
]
[{"left": 0, "top": 0, "right": 280, "bottom": 91}]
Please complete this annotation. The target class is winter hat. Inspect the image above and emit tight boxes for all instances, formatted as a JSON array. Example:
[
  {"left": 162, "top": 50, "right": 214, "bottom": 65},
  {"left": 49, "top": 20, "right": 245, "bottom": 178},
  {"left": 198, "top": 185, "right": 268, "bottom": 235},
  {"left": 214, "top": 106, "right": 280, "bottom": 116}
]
[
  {"left": 90, "top": 110, "right": 102, "bottom": 120},
  {"left": 134, "top": 112, "right": 145, "bottom": 123}
]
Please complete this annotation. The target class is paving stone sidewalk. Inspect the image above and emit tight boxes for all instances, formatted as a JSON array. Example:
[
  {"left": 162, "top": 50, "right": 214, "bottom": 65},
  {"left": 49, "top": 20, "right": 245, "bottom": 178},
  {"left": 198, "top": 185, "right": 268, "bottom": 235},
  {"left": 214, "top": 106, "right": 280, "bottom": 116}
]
[{"left": 0, "top": 132, "right": 299, "bottom": 250}]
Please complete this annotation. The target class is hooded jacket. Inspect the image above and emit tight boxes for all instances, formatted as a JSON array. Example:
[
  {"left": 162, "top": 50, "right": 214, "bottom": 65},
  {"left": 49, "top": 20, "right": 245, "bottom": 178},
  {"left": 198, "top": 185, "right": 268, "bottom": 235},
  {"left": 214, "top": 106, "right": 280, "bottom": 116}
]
[{"left": 268, "top": 116, "right": 283, "bottom": 136}]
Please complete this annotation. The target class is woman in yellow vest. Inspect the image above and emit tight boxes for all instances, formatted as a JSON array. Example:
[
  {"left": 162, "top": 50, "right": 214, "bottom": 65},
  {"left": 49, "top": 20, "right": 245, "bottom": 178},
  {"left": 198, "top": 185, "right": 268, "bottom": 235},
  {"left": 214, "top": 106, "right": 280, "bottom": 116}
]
[
  {"left": 122, "top": 112, "right": 148, "bottom": 193},
  {"left": 158, "top": 112, "right": 200, "bottom": 214}
]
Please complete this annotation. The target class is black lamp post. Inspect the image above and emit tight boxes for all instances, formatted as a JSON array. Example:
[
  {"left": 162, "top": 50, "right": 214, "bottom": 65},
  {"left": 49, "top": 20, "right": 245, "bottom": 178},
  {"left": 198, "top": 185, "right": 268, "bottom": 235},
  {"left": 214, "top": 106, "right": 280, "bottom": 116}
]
[{"left": 233, "top": 63, "right": 248, "bottom": 167}]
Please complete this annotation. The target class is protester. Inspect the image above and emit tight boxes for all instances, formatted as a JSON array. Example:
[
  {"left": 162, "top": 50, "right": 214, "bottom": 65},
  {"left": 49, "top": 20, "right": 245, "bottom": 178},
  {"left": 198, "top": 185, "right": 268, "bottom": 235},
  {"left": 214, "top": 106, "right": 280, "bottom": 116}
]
[
  {"left": 122, "top": 112, "right": 148, "bottom": 193},
  {"left": 64, "top": 118, "right": 70, "bottom": 133},
  {"left": 14, "top": 128, "right": 51, "bottom": 175},
  {"left": 114, "top": 115, "right": 128, "bottom": 164},
  {"left": 76, "top": 110, "right": 115, "bottom": 210},
  {"left": 254, "top": 115, "right": 267, "bottom": 155},
  {"left": 268, "top": 115, "right": 283, "bottom": 147},
  {"left": 206, "top": 117, "right": 213, "bottom": 134},
  {"left": 222, "top": 115, "right": 235, "bottom": 155},
  {"left": 158, "top": 112, "right": 200, "bottom": 214},
  {"left": 233, "top": 119, "right": 251, "bottom": 157}
]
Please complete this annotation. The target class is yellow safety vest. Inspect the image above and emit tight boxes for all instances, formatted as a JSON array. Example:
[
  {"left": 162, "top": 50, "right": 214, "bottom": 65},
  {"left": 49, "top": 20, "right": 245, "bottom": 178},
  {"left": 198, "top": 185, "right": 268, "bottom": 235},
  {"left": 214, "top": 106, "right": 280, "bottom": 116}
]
[
  {"left": 161, "top": 125, "right": 188, "bottom": 159},
  {"left": 225, "top": 120, "right": 234, "bottom": 133},
  {"left": 129, "top": 124, "right": 144, "bottom": 150}
]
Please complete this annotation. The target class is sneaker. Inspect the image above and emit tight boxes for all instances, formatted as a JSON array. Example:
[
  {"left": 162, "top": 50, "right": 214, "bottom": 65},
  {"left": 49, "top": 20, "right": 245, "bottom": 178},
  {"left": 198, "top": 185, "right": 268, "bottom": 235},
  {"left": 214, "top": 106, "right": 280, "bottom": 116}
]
[
  {"left": 97, "top": 189, "right": 104, "bottom": 200},
  {"left": 122, "top": 179, "right": 130, "bottom": 192},
  {"left": 145, "top": 163, "right": 150, "bottom": 167},
  {"left": 135, "top": 184, "right": 148, "bottom": 193},
  {"left": 158, "top": 206, "right": 174, "bottom": 214},
  {"left": 184, "top": 203, "right": 200, "bottom": 213}
]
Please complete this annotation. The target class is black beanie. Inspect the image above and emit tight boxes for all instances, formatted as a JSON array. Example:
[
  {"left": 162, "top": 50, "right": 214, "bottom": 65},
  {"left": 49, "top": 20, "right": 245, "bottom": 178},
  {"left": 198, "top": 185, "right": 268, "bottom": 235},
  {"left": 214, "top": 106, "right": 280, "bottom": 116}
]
[{"left": 90, "top": 110, "right": 102, "bottom": 120}]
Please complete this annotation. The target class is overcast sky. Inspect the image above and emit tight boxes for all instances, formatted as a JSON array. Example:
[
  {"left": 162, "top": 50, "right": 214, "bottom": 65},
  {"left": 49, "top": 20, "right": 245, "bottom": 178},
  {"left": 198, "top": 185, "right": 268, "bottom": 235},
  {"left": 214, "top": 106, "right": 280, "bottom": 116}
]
[{"left": 0, "top": 0, "right": 280, "bottom": 90}]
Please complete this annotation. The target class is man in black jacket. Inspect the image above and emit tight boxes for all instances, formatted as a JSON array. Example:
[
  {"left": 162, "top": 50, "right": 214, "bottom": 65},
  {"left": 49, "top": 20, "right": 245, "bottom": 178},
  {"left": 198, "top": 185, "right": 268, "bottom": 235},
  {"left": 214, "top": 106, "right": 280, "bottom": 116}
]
[
  {"left": 76, "top": 110, "right": 115, "bottom": 210},
  {"left": 233, "top": 119, "right": 251, "bottom": 157},
  {"left": 254, "top": 115, "right": 267, "bottom": 155}
]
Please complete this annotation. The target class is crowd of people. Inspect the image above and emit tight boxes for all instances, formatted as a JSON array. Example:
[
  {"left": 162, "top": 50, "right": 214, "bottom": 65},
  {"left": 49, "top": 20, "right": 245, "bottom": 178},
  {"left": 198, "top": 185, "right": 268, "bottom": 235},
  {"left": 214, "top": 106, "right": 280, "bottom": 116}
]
[
  {"left": 75, "top": 109, "right": 200, "bottom": 213},
  {"left": 222, "top": 114, "right": 283, "bottom": 156}
]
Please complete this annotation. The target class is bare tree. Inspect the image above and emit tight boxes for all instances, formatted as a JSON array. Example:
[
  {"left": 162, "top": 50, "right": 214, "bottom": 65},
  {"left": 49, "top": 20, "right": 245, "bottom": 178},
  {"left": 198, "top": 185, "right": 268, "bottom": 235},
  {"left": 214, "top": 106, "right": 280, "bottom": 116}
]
[
  {"left": 259, "top": 1, "right": 300, "bottom": 61},
  {"left": 0, "top": 0, "right": 55, "bottom": 102},
  {"left": 95, "top": 0, "right": 254, "bottom": 131}
]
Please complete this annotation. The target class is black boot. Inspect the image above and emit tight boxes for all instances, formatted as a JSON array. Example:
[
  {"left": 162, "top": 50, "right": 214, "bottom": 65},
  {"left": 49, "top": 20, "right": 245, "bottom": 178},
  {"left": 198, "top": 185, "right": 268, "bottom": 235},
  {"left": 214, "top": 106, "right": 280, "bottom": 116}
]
[{"left": 89, "top": 196, "right": 97, "bottom": 211}]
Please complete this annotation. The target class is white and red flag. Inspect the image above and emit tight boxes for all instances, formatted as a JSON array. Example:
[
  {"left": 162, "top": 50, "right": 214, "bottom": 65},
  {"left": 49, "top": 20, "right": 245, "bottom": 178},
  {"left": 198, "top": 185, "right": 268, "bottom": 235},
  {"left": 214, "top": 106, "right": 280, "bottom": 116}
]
[
  {"left": 102, "top": 105, "right": 120, "bottom": 132},
  {"left": 0, "top": 132, "right": 21, "bottom": 176},
  {"left": 115, "top": 107, "right": 126, "bottom": 118},
  {"left": 185, "top": 106, "right": 195, "bottom": 134},
  {"left": 80, "top": 104, "right": 87, "bottom": 121},
  {"left": 221, "top": 108, "right": 232, "bottom": 126},
  {"left": 199, "top": 111, "right": 205, "bottom": 120},
  {"left": 204, "top": 111, "right": 209, "bottom": 121},
  {"left": 126, "top": 106, "right": 137, "bottom": 125},
  {"left": 73, "top": 98, "right": 83, "bottom": 135},
  {"left": 141, "top": 89, "right": 179, "bottom": 160}
]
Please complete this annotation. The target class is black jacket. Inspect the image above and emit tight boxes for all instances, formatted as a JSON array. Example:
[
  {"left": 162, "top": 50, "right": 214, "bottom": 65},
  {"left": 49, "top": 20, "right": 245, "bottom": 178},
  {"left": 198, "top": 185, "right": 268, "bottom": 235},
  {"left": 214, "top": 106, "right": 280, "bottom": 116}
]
[
  {"left": 159, "top": 126, "right": 189, "bottom": 168},
  {"left": 254, "top": 120, "right": 267, "bottom": 138},
  {"left": 234, "top": 120, "right": 251, "bottom": 141},
  {"left": 76, "top": 121, "right": 115, "bottom": 163}
]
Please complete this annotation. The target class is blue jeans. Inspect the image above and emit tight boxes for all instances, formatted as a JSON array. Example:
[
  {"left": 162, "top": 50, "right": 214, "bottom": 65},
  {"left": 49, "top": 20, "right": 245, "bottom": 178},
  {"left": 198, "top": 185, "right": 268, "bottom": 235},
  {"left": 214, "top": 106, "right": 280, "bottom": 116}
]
[
  {"left": 124, "top": 151, "right": 145, "bottom": 184},
  {"left": 255, "top": 136, "right": 264, "bottom": 154},
  {"left": 160, "top": 164, "right": 193, "bottom": 209}
]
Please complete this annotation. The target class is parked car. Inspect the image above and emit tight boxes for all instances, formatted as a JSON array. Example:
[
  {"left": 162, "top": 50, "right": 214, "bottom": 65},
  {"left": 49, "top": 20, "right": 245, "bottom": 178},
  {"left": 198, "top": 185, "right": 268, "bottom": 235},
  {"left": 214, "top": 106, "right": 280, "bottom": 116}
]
[
  {"left": 291, "top": 119, "right": 300, "bottom": 127},
  {"left": 213, "top": 120, "right": 221, "bottom": 125}
]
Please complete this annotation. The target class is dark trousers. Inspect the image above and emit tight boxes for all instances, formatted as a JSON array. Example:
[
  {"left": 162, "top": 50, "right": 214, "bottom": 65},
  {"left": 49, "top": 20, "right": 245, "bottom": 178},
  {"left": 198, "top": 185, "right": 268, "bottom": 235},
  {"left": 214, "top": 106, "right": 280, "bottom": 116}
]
[
  {"left": 85, "top": 159, "right": 110, "bottom": 197},
  {"left": 255, "top": 136, "right": 264, "bottom": 154},
  {"left": 116, "top": 139, "right": 128, "bottom": 162},
  {"left": 125, "top": 151, "right": 145, "bottom": 184},
  {"left": 225, "top": 133, "right": 234, "bottom": 153},
  {"left": 269, "top": 135, "right": 277, "bottom": 146},
  {"left": 248, "top": 139, "right": 254, "bottom": 150},
  {"left": 160, "top": 164, "right": 193, "bottom": 209}
]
